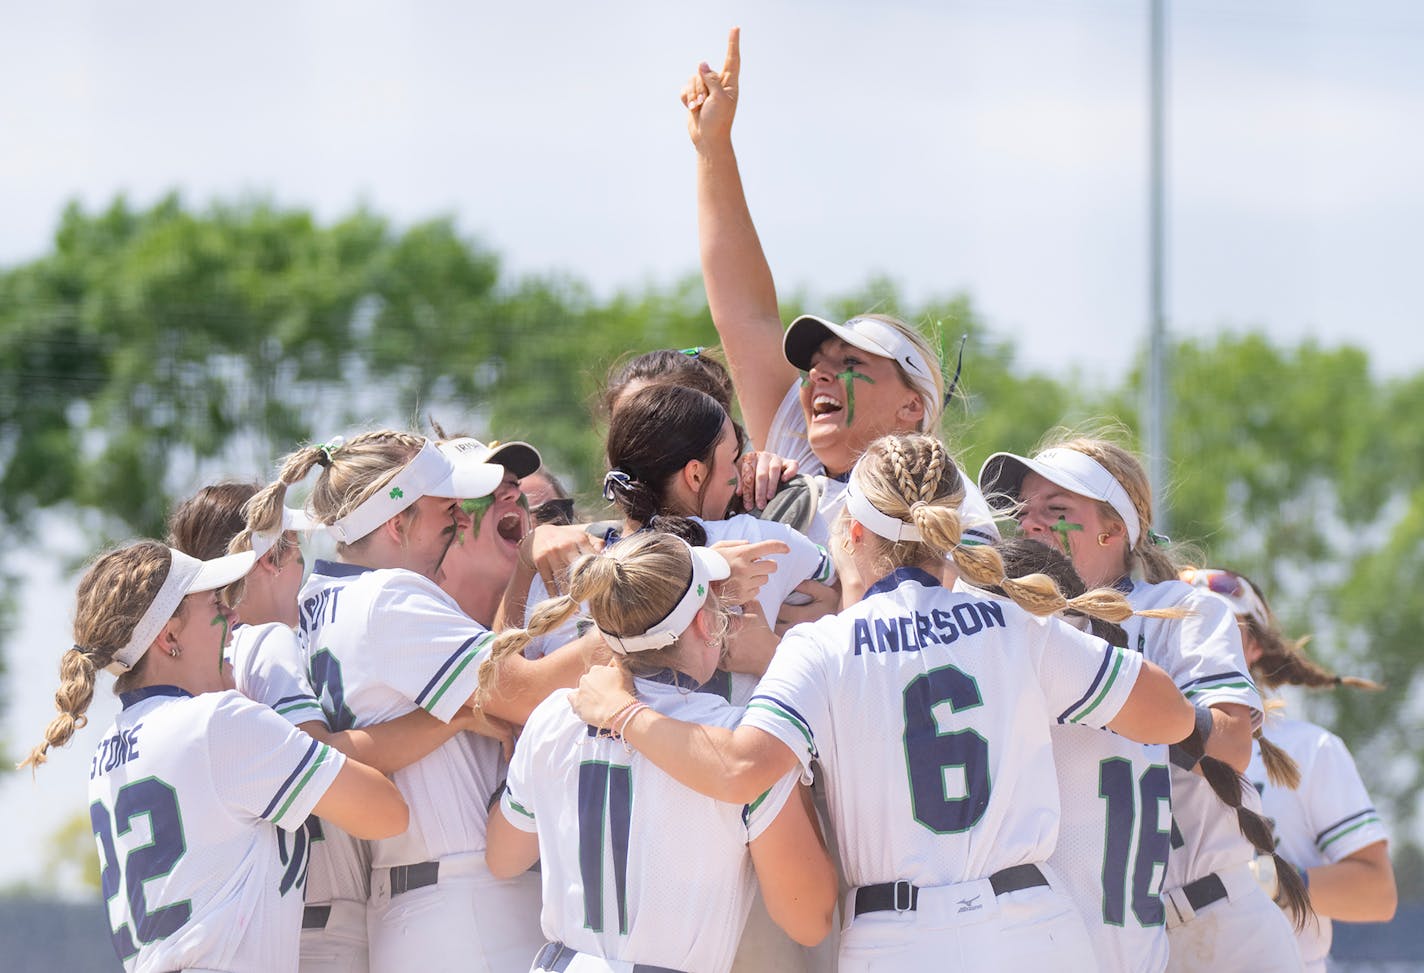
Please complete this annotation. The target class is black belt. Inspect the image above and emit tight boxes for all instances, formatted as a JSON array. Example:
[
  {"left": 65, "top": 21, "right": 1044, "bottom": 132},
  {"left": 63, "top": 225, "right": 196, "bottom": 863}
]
[
  {"left": 389, "top": 860, "right": 439, "bottom": 897},
  {"left": 853, "top": 863, "right": 1049, "bottom": 917},
  {"left": 534, "top": 941, "right": 685, "bottom": 973},
  {"left": 1181, "top": 872, "right": 1228, "bottom": 911},
  {"left": 302, "top": 905, "right": 330, "bottom": 930}
]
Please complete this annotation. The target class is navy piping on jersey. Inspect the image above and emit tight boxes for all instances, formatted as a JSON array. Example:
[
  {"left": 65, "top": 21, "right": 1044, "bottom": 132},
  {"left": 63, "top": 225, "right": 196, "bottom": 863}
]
[
  {"left": 864, "top": 566, "right": 942, "bottom": 599},
  {"left": 1057, "top": 646, "right": 1116, "bottom": 724},
  {"left": 642, "top": 668, "right": 703, "bottom": 691},
  {"left": 748, "top": 693, "right": 816, "bottom": 737},
  {"left": 261, "top": 736, "right": 322, "bottom": 819},
  {"left": 1315, "top": 809, "right": 1378, "bottom": 845},
  {"left": 1111, "top": 575, "right": 1134, "bottom": 594},
  {"left": 312, "top": 559, "right": 376, "bottom": 578},
  {"left": 119, "top": 685, "right": 192, "bottom": 710},
  {"left": 274, "top": 693, "right": 314, "bottom": 708},
  {"left": 1176, "top": 671, "right": 1250, "bottom": 692},
  {"left": 414, "top": 633, "right": 488, "bottom": 708}
]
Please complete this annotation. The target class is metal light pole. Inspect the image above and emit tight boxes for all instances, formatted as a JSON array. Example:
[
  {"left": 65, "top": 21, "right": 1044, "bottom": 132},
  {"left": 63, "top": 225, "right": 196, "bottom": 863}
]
[{"left": 1146, "top": 0, "right": 1169, "bottom": 529}]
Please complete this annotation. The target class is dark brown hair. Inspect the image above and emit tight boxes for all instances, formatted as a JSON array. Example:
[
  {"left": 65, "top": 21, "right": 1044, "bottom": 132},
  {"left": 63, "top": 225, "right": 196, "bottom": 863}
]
[
  {"left": 603, "top": 347, "right": 735, "bottom": 417},
  {"left": 604, "top": 385, "right": 732, "bottom": 545}
]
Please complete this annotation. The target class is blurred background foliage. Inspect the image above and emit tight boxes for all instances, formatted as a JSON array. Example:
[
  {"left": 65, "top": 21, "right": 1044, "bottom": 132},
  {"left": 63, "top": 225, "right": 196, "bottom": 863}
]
[{"left": 1, "top": 196, "right": 1419, "bottom": 874}]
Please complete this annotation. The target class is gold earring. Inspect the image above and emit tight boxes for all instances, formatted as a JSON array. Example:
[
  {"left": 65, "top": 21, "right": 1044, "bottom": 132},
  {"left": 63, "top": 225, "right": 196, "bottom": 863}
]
[
  {"left": 1097, "top": 532, "right": 1112, "bottom": 547},
  {"left": 168, "top": 646, "right": 181, "bottom": 658}
]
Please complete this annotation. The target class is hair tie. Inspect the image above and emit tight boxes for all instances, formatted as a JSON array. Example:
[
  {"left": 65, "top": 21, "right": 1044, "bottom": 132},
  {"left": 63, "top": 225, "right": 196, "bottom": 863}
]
[
  {"left": 316, "top": 435, "right": 345, "bottom": 468},
  {"left": 602, "top": 469, "right": 634, "bottom": 502},
  {"left": 1149, "top": 530, "right": 1171, "bottom": 546},
  {"left": 678, "top": 346, "right": 704, "bottom": 358}
]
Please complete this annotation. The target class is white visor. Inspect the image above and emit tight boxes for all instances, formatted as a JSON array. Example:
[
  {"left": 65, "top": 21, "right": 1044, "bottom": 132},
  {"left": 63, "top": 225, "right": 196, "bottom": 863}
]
[
  {"left": 251, "top": 506, "right": 319, "bottom": 560},
  {"left": 105, "top": 547, "right": 258, "bottom": 676},
  {"left": 978, "top": 447, "right": 1141, "bottom": 547},
  {"left": 844, "top": 476, "right": 924, "bottom": 543},
  {"left": 783, "top": 314, "right": 941, "bottom": 426},
  {"left": 327, "top": 439, "right": 504, "bottom": 544},
  {"left": 598, "top": 541, "right": 731, "bottom": 655}
]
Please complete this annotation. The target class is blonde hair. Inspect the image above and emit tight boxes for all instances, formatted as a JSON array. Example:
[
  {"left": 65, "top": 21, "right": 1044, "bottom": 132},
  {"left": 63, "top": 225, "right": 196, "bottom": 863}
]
[
  {"left": 20, "top": 541, "right": 173, "bottom": 771},
  {"left": 849, "top": 434, "right": 1170, "bottom": 625},
  {"left": 854, "top": 314, "right": 946, "bottom": 431},
  {"left": 1034, "top": 429, "right": 1194, "bottom": 584},
  {"left": 236, "top": 430, "right": 425, "bottom": 557},
  {"left": 474, "top": 533, "right": 729, "bottom": 708}
]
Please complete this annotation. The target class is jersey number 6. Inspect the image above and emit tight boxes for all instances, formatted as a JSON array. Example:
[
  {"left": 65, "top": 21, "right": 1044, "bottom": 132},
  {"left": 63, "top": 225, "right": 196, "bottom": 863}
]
[{"left": 903, "top": 665, "right": 991, "bottom": 834}]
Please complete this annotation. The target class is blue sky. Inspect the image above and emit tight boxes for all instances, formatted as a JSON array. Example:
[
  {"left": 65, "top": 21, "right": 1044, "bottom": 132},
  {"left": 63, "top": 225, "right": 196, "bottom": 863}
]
[{"left": 1, "top": 0, "right": 1421, "bottom": 892}]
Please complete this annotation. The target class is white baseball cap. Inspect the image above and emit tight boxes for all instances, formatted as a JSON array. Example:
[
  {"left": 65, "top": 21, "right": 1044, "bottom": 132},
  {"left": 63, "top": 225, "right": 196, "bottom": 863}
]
[
  {"left": 978, "top": 447, "right": 1142, "bottom": 547},
  {"left": 106, "top": 547, "right": 258, "bottom": 675},
  {"left": 782, "top": 314, "right": 942, "bottom": 424},
  {"left": 326, "top": 438, "right": 504, "bottom": 544},
  {"left": 597, "top": 541, "right": 731, "bottom": 655},
  {"left": 440, "top": 436, "right": 542, "bottom": 480}
]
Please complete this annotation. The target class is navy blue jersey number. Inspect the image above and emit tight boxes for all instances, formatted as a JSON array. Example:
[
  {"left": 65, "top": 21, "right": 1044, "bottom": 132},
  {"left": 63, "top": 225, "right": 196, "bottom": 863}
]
[
  {"left": 1098, "top": 758, "right": 1171, "bottom": 926},
  {"left": 902, "top": 664, "right": 991, "bottom": 834},
  {"left": 309, "top": 648, "right": 356, "bottom": 731},
  {"left": 577, "top": 760, "right": 633, "bottom": 934},
  {"left": 91, "top": 777, "right": 191, "bottom": 962}
]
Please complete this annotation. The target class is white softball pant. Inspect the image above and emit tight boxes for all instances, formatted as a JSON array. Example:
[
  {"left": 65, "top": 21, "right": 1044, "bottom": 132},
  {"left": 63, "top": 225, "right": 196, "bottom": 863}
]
[
  {"left": 836, "top": 873, "right": 1096, "bottom": 972},
  {"left": 367, "top": 852, "right": 544, "bottom": 973},
  {"left": 1164, "top": 862, "right": 1304, "bottom": 972}
]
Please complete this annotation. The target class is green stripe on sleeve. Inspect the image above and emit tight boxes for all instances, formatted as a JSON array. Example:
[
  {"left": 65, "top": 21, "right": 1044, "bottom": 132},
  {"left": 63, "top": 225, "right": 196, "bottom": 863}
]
[
  {"left": 746, "top": 702, "right": 816, "bottom": 755},
  {"left": 1070, "top": 651, "right": 1126, "bottom": 724},
  {"left": 425, "top": 650, "right": 480, "bottom": 713},
  {"left": 1319, "top": 817, "right": 1381, "bottom": 851},
  {"left": 274, "top": 744, "right": 335, "bottom": 821}
]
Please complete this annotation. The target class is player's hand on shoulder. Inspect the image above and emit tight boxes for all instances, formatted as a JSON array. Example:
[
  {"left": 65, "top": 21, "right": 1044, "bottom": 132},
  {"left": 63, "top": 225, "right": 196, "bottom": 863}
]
[
  {"left": 738, "top": 449, "right": 799, "bottom": 512},
  {"left": 570, "top": 664, "right": 637, "bottom": 729},
  {"left": 711, "top": 538, "right": 787, "bottom": 607},
  {"left": 775, "top": 579, "right": 840, "bottom": 636}
]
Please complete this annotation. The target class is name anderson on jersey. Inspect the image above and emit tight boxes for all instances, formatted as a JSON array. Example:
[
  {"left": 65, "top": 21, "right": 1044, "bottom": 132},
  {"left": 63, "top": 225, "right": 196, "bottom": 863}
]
[{"left": 850, "top": 599, "right": 1006, "bottom": 656}]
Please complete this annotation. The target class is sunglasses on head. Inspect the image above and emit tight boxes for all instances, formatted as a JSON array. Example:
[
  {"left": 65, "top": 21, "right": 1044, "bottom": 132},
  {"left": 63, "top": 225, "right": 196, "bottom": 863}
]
[{"left": 1181, "top": 568, "right": 1268, "bottom": 624}]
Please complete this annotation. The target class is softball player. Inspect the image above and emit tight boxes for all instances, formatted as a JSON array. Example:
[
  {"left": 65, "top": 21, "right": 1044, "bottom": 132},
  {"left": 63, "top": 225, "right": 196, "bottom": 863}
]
[
  {"left": 247, "top": 430, "right": 583, "bottom": 973},
  {"left": 519, "top": 385, "right": 834, "bottom": 705},
  {"left": 1184, "top": 568, "right": 1396, "bottom": 973},
  {"left": 981, "top": 438, "right": 1307, "bottom": 971},
  {"left": 483, "top": 532, "right": 837, "bottom": 973},
  {"left": 571, "top": 434, "right": 1197, "bottom": 973},
  {"left": 21, "top": 540, "right": 406, "bottom": 973},
  {"left": 677, "top": 30, "right": 999, "bottom": 556}
]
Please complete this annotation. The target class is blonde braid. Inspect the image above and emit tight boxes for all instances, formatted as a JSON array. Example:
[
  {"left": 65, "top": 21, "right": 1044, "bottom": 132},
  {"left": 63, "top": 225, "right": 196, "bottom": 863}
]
[
  {"left": 20, "top": 542, "right": 171, "bottom": 772},
  {"left": 473, "top": 594, "right": 582, "bottom": 710}
]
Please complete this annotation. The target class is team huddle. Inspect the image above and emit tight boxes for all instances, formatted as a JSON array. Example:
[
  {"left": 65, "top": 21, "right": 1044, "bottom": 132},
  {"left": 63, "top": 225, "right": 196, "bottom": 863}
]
[{"left": 24, "top": 29, "right": 1395, "bottom": 973}]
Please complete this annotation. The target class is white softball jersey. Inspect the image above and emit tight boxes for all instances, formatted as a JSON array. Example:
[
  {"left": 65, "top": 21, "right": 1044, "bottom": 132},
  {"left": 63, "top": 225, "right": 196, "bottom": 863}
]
[
  {"left": 762, "top": 381, "right": 1000, "bottom": 549},
  {"left": 1120, "top": 582, "right": 1264, "bottom": 893},
  {"left": 298, "top": 560, "right": 496, "bottom": 867},
  {"left": 89, "top": 686, "right": 345, "bottom": 973},
  {"left": 521, "top": 515, "right": 833, "bottom": 706},
  {"left": 498, "top": 673, "right": 798, "bottom": 973},
  {"left": 229, "top": 621, "right": 372, "bottom": 937},
  {"left": 740, "top": 566, "right": 1144, "bottom": 890},
  {"left": 1247, "top": 717, "right": 1389, "bottom": 972}
]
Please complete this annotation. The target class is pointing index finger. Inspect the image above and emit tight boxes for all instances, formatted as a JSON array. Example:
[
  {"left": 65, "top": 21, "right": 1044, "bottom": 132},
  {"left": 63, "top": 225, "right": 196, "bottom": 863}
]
[{"left": 723, "top": 26, "right": 741, "bottom": 84}]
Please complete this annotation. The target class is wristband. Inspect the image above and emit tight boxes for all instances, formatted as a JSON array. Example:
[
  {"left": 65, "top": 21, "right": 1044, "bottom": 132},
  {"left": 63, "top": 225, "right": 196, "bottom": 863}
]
[{"left": 1170, "top": 706, "right": 1216, "bottom": 771}]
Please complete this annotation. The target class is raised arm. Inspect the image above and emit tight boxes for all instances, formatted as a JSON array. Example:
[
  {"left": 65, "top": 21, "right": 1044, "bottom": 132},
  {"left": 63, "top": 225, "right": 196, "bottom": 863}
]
[{"left": 685, "top": 27, "right": 798, "bottom": 446}]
